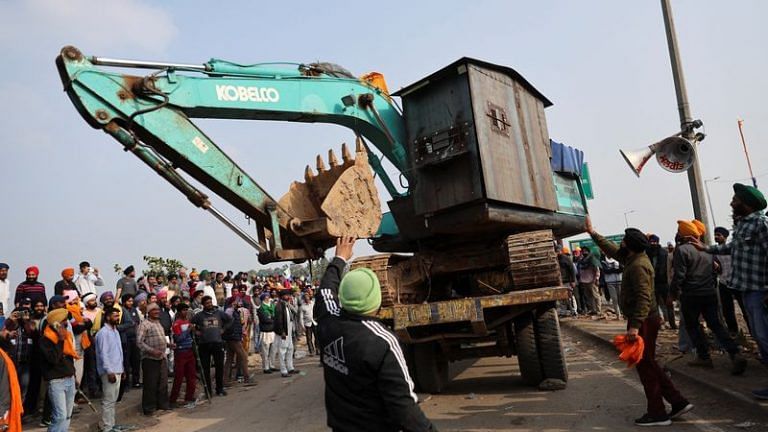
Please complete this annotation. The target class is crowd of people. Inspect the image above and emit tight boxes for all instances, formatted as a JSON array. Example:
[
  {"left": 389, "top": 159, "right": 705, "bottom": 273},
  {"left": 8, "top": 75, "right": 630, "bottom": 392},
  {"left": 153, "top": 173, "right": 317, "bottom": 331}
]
[
  {"left": 566, "top": 182, "right": 768, "bottom": 426},
  {"left": 0, "top": 262, "right": 319, "bottom": 432}
]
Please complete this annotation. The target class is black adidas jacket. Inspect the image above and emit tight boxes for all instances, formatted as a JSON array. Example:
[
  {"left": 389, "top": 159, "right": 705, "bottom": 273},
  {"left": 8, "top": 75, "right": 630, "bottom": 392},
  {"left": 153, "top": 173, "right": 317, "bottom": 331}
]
[{"left": 314, "top": 257, "right": 436, "bottom": 432}]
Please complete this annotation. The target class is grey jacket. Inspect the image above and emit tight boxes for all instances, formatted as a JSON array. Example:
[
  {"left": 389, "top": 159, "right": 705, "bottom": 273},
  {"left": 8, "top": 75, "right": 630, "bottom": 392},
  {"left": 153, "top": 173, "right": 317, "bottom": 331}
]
[{"left": 670, "top": 243, "right": 716, "bottom": 298}]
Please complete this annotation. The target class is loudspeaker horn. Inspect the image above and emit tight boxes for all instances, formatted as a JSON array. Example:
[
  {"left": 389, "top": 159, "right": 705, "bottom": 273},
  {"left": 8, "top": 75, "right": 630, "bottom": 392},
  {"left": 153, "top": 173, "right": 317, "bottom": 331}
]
[{"left": 619, "top": 136, "right": 695, "bottom": 177}]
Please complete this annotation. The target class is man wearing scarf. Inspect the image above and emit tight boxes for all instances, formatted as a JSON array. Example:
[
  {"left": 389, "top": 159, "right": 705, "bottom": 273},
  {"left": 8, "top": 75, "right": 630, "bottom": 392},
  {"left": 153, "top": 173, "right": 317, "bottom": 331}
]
[
  {"left": 81, "top": 293, "right": 102, "bottom": 398},
  {"left": 588, "top": 218, "right": 693, "bottom": 426},
  {"left": 64, "top": 292, "right": 92, "bottom": 393},
  {"left": 14, "top": 266, "right": 46, "bottom": 309},
  {"left": 39, "top": 308, "right": 77, "bottom": 432},
  {"left": 0, "top": 340, "right": 24, "bottom": 432}
]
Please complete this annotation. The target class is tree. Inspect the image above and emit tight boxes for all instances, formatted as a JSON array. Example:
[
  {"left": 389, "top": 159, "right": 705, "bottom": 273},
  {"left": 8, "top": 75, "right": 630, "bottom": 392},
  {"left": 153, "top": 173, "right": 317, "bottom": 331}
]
[{"left": 142, "top": 256, "right": 185, "bottom": 277}]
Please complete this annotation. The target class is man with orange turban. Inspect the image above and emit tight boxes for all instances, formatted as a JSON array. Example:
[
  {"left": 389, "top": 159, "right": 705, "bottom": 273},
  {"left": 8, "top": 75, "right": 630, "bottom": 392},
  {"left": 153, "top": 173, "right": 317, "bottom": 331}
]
[
  {"left": 54, "top": 268, "right": 79, "bottom": 297},
  {"left": 671, "top": 220, "right": 747, "bottom": 375}
]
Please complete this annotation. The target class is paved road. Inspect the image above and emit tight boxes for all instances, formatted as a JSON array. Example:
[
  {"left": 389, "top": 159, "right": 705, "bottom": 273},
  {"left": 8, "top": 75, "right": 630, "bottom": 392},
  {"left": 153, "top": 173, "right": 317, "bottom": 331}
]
[{"left": 137, "top": 328, "right": 768, "bottom": 432}]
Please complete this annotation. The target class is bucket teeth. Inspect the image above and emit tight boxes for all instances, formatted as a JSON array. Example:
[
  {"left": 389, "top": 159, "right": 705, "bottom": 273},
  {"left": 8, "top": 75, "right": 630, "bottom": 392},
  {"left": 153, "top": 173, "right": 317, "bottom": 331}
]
[
  {"left": 328, "top": 149, "right": 339, "bottom": 167},
  {"left": 355, "top": 136, "right": 364, "bottom": 153},
  {"left": 304, "top": 165, "right": 313, "bottom": 182},
  {"left": 316, "top": 154, "right": 327, "bottom": 173},
  {"left": 341, "top": 143, "right": 352, "bottom": 163}
]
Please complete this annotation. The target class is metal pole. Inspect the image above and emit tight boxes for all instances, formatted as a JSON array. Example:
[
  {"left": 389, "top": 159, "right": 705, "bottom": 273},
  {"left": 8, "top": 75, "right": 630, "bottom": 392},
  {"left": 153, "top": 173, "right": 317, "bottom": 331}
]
[
  {"left": 737, "top": 119, "right": 758, "bottom": 188},
  {"left": 704, "top": 177, "right": 719, "bottom": 228},
  {"left": 624, "top": 210, "right": 635, "bottom": 228},
  {"left": 660, "top": 0, "right": 711, "bottom": 243}
]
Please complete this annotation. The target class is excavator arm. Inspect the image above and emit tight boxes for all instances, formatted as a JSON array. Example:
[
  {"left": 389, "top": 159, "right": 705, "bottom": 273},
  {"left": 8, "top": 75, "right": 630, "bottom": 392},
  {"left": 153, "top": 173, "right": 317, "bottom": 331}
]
[{"left": 56, "top": 45, "right": 406, "bottom": 263}]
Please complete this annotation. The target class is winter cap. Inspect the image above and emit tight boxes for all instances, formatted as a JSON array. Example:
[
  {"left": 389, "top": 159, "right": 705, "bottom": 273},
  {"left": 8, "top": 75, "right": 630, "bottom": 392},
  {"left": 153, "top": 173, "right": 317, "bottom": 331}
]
[
  {"left": 733, "top": 183, "right": 767, "bottom": 211},
  {"left": 49, "top": 295, "right": 67, "bottom": 307},
  {"left": 146, "top": 303, "right": 160, "bottom": 314},
  {"left": 624, "top": 228, "right": 650, "bottom": 253},
  {"left": 338, "top": 268, "right": 381, "bottom": 315},
  {"left": 0, "top": 263, "right": 8, "bottom": 270}
]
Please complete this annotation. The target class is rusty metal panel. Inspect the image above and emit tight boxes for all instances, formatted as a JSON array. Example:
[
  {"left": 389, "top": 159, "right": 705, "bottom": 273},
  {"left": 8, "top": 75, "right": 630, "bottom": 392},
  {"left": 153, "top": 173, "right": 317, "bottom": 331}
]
[
  {"left": 467, "top": 64, "right": 557, "bottom": 211},
  {"left": 378, "top": 286, "right": 569, "bottom": 327},
  {"left": 400, "top": 67, "right": 483, "bottom": 215},
  {"left": 391, "top": 298, "right": 482, "bottom": 330}
]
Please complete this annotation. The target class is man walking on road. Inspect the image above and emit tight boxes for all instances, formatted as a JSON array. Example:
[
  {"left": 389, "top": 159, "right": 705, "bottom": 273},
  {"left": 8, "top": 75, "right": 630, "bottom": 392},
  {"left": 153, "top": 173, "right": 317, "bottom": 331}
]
[
  {"left": 95, "top": 307, "right": 124, "bottom": 432},
  {"left": 587, "top": 217, "right": 693, "bottom": 427},
  {"left": 670, "top": 220, "right": 747, "bottom": 374},
  {"left": 690, "top": 183, "right": 768, "bottom": 399},
  {"left": 314, "top": 236, "right": 436, "bottom": 432},
  {"left": 136, "top": 303, "right": 170, "bottom": 415}
]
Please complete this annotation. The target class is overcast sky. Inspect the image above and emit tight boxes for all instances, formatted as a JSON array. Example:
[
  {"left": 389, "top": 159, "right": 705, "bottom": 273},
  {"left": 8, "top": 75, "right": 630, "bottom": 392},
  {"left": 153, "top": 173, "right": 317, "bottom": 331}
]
[{"left": 1, "top": 0, "right": 766, "bottom": 293}]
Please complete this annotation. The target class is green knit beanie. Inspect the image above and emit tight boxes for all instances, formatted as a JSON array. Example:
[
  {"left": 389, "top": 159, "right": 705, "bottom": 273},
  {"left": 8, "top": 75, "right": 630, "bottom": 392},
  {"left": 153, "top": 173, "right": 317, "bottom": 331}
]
[{"left": 339, "top": 268, "right": 382, "bottom": 315}]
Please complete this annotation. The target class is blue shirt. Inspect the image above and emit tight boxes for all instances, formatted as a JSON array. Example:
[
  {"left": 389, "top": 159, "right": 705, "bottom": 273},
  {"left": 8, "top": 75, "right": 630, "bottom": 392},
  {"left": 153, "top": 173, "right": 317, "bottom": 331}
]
[{"left": 95, "top": 324, "right": 124, "bottom": 375}]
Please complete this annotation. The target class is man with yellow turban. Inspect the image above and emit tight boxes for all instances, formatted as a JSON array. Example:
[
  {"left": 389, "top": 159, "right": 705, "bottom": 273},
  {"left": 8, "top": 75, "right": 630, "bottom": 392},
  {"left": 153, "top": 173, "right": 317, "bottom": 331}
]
[
  {"left": 313, "top": 237, "right": 435, "bottom": 432},
  {"left": 39, "top": 307, "right": 78, "bottom": 432},
  {"left": 671, "top": 220, "right": 747, "bottom": 375}
]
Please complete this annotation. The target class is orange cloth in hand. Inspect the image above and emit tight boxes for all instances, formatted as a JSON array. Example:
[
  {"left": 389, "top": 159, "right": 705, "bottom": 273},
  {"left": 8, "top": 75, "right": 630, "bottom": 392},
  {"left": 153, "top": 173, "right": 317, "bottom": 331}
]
[
  {"left": 0, "top": 348, "right": 23, "bottom": 432},
  {"left": 43, "top": 326, "right": 80, "bottom": 360},
  {"left": 67, "top": 303, "right": 91, "bottom": 350},
  {"left": 613, "top": 334, "right": 645, "bottom": 368}
]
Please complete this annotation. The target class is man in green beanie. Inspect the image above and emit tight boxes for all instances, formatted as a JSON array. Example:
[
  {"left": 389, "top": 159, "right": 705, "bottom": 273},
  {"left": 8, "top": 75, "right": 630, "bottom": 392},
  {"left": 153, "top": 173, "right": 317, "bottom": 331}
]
[
  {"left": 690, "top": 183, "right": 768, "bottom": 400},
  {"left": 314, "top": 237, "right": 435, "bottom": 432}
]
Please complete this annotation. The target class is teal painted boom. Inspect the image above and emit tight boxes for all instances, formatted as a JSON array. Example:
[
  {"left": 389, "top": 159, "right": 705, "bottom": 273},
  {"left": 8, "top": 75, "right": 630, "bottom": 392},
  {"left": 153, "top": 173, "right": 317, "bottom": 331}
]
[{"left": 56, "top": 46, "right": 408, "bottom": 262}]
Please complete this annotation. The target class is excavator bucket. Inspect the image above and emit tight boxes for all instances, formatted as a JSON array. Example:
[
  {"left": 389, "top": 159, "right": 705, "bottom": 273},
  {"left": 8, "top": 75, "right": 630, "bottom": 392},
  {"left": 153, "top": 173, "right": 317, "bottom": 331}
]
[{"left": 278, "top": 137, "right": 382, "bottom": 243}]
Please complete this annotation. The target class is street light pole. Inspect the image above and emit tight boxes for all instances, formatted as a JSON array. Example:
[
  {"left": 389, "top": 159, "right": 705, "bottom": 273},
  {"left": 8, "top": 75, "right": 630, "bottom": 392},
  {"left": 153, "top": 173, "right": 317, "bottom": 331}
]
[
  {"left": 660, "top": 0, "right": 711, "bottom": 243},
  {"left": 624, "top": 210, "right": 636, "bottom": 228},
  {"left": 704, "top": 176, "right": 720, "bottom": 229}
]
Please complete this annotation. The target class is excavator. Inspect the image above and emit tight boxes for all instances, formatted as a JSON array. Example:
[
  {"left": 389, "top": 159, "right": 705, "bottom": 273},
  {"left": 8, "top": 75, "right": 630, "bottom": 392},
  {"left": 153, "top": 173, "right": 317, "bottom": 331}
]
[{"left": 57, "top": 46, "right": 590, "bottom": 392}]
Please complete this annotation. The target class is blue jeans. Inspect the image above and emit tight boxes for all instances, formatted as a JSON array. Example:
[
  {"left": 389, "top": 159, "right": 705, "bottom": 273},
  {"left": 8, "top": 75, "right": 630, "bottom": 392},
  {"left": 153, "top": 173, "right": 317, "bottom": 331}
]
[
  {"left": 742, "top": 291, "right": 768, "bottom": 364},
  {"left": 48, "top": 376, "right": 75, "bottom": 432}
]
